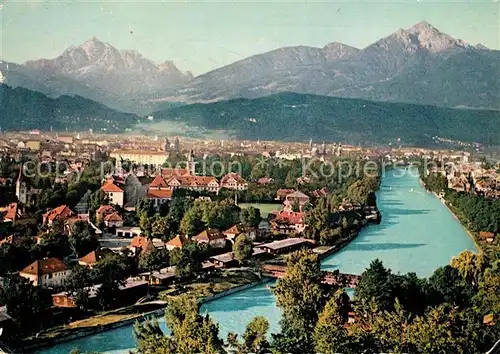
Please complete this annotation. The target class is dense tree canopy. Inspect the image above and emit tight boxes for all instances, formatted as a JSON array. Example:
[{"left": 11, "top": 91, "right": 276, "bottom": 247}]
[
  {"left": 135, "top": 295, "right": 224, "bottom": 354},
  {"left": 272, "top": 250, "right": 332, "bottom": 353},
  {"left": 0, "top": 275, "right": 52, "bottom": 333},
  {"left": 232, "top": 234, "right": 253, "bottom": 264}
]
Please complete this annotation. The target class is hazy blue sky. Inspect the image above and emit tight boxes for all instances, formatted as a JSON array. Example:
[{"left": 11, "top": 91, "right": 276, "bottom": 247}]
[{"left": 1, "top": 0, "right": 498, "bottom": 75}]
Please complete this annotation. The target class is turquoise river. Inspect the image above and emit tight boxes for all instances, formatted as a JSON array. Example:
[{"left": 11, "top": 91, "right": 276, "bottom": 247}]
[{"left": 39, "top": 169, "right": 478, "bottom": 354}]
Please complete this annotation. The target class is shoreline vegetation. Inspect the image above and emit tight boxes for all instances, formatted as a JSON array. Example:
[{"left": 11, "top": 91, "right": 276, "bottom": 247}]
[
  {"left": 420, "top": 172, "right": 499, "bottom": 257},
  {"left": 21, "top": 275, "right": 272, "bottom": 352}
]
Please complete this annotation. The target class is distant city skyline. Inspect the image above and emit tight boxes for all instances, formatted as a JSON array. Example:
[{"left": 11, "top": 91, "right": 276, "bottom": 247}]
[{"left": 1, "top": 0, "right": 498, "bottom": 75}]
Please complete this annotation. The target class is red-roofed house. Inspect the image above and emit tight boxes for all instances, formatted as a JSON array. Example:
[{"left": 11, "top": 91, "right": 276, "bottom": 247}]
[
  {"left": 19, "top": 257, "right": 71, "bottom": 287},
  {"left": 276, "top": 189, "right": 295, "bottom": 201},
  {"left": 129, "top": 236, "right": 155, "bottom": 255},
  {"left": 270, "top": 211, "right": 307, "bottom": 234},
  {"left": 223, "top": 224, "right": 257, "bottom": 242},
  {"left": 309, "top": 187, "right": 328, "bottom": 198},
  {"left": 147, "top": 189, "right": 173, "bottom": 204},
  {"left": 96, "top": 205, "right": 116, "bottom": 220},
  {"left": 149, "top": 175, "right": 168, "bottom": 189},
  {"left": 166, "top": 176, "right": 220, "bottom": 193},
  {"left": 43, "top": 205, "right": 75, "bottom": 226},
  {"left": 220, "top": 173, "right": 248, "bottom": 190},
  {"left": 193, "top": 229, "right": 226, "bottom": 248},
  {"left": 2, "top": 202, "right": 22, "bottom": 223},
  {"left": 257, "top": 177, "right": 274, "bottom": 185},
  {"left": 101, "top": 181, "right": 124, "bottom": 207},
  {"left": 79, "top": 248, "right": 113, "bottom": 267},
  {"left": 166, "top": 235, "right": 189, "bottom": 250},
  {"left": 147, "top": 175, "right": 173, "bottom": 207},
  {"left": 104, "top": 212, "right": 124, "bottom": 228},
  {"left": 479, "top": 231, "right": 496, "bottom": 243},
  {"left": 161, "top": 168, "right": 191, "bottom": 178}
]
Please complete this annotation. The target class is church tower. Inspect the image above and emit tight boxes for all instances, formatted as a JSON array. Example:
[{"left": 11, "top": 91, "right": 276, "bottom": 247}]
[
  {"left": 164, "top": 137, "right": 170, "bottom": 152},
  {"left": 187, "top": 149, "right": 196, "bottom": 175},
  {"left": 174, "top": 137, "right": 181, "bottom": 152},
  {"left": 15, "top": 167, "right": 27, "bottom": 204}
]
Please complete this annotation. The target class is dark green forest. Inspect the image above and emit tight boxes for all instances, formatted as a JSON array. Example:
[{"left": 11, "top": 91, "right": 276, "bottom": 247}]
[
  {"left": 0, "top": 84, "right": 137, "bottom": 132},
  {"left": 152, "top": 92, "right": 500, "bottom": 145}
]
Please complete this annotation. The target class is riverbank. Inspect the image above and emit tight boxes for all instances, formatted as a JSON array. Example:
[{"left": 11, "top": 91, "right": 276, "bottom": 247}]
[
  {"left": 435, "top": 192, "right": 482, "bottom": 252},
  {"left": 18, "top": 275, "right": 272, "bottom": 353},
  {"left": 420, "top": 177, "right": 482, "bottom": 253}
]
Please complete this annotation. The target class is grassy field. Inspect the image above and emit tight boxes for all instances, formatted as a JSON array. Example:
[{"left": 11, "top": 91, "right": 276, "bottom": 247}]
[
  {"left": 238, "top": 203, "right": 281, "bottom": 218},
  {"left": 159, "top": 269, "right": 261, "bottom": 301}
]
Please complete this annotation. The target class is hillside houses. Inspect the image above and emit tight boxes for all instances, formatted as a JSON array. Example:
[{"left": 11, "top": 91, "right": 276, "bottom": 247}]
[
  {"left": 223, "top": 224, "right": 257, "bottom": 242},
  {"left": 193, "top": 229, "right": 227, "bottom": 248},
  {"left": 220, "top": 173, "right": 248, "bottom": 190},
  {"left": 101, "top": 179, "right": 125, "bottom": 207},
  {"left": 147, "top": 175, "right": 173, "bottom": 207},
  {"left": 270, "top": 211, "right": 307, "bottom": 234},
  {"left": 43, "top": 205, "right": 75, "bottom": 226},
  {"left": 166, "top": 234, "right": 189, "bottom": 250},
  {"left": 1, "top": 202, "right": 22, "bottom": 223},
  {"left": 19, "top": 257, "right": 71, "bottom": 288},
  {"left": 103, "top": 212, "right": 124, "bottom": 228},
  {"left": 79, "top": 248, "right": 113, "bottom": 267},
  {"left": 283, "top": 190, "right": 310, "bottom": 211},
  {"left": 166, "top": 175, "right": 220, "bottom": 193}
]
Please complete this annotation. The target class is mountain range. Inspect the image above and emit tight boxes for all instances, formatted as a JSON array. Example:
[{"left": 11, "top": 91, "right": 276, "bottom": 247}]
[
  {"left": 1, "top": 21, "right": 499, "bottom": 113},
  {"left": 0, "top": 37, "right": 192, "bottom": 113}
]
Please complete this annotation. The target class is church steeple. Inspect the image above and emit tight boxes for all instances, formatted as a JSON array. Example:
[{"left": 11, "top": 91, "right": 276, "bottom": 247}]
[
  {"left": 164, "top": 137, "right": 170, "bottom": 152},
  {"left": 187, "top": 149, "right": 196, "bottom": 175}
]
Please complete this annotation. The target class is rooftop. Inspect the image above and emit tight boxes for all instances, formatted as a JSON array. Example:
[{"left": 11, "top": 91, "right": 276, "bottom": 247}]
[
  {"left": 256, "top": 237, "right": 311, "bottom": 251},
  {"left": 20, "top": 257, "right": 68, "bottom": 275}
]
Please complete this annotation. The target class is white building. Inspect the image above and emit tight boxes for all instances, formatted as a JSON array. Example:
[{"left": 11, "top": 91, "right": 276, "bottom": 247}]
[
  {"left": 110, "top": 150, "right": 168, "bottom": 169},
  {"left": 220, "top": 173, "right": 248, "bottom": 190},
  {"left": 101, "top": 181, "right": 124, "bottom": 207},
  {"left": 19, "top": 258, "right": 71, "bottom": 288}
]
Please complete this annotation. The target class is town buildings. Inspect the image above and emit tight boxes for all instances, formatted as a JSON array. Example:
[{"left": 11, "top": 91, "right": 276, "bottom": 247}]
[
  {"left": 282, "top": 190, "right": 310, "bottom": 211},
  {"left": 101, "top": 179, "right": 125, "bottom": 207},
  {"left": 166, "top": 234, "right": 189, "bottom": 250},
  {"left": 166, "top": 175, "right": 220, "bottom": 193},
  {"left": 110, "top": 149, "right": 168, "bottom": 170},
  {"left": 147, "top": 175, "right": 173, "bottom": 207},
  {"left": 103, "top": 212, "right": 124, "bottom": 228},
  {"left": 79, "top": 249, "right": 113, "bottom": 267},
  {"left": 193, "top": 229, "right": 227, "bottom": 248},
  {"left": 42, "top": 205, "right": 75, "bottom": 226},
  {"left": 19, "top": 258, "right": 71, "bottom": 287},
  {"left": 223, "top": 224, "right": 257, "bottom": 242},
  {"left": 270, "top": 211, "right": 307, "bottom": 234},
  {"left": 220, "top": 173, "right": 248, "bottom": 190}
]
